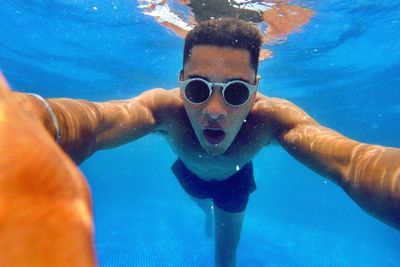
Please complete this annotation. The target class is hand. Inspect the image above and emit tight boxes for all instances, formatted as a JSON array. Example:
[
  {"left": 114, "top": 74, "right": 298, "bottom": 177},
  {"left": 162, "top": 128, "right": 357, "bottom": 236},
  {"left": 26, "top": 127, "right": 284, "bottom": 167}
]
[{"left": 0, "top": 73, "right": 96, "bottom": 266}]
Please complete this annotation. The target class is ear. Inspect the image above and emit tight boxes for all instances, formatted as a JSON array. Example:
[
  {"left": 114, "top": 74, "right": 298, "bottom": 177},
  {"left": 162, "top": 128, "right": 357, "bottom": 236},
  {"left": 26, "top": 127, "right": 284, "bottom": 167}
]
[
  {"left": 179, "top": 69, "right": 184, "bottom": 81},
  {"left": 255, "top": 75, "right": 261, "bottom": 87},
  {"left": 249, "top": 75, "right": 261, "bottom": 105},
  {"left": 178, "top": 70, "right": 184, "bottom": 99}
]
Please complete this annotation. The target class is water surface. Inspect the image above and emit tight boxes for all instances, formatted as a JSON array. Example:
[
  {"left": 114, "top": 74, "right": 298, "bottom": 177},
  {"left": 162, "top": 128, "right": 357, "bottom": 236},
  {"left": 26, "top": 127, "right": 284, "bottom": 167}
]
[{"left": 0, "top": 1, "right": 399, "bottom": 266}]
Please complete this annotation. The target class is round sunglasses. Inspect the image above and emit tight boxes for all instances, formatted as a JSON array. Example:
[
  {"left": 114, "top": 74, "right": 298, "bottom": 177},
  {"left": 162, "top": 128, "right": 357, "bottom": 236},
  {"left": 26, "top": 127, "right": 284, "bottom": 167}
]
[{"left": 179, "top": 77, "right": 258, "bottom": 107}]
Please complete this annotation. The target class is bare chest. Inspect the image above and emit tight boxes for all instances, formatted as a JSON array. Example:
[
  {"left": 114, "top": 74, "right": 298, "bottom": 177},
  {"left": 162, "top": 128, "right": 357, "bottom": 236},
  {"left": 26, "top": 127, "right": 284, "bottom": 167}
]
[{"left": 163, "top": 117, "right": 272, "bottom": 180}]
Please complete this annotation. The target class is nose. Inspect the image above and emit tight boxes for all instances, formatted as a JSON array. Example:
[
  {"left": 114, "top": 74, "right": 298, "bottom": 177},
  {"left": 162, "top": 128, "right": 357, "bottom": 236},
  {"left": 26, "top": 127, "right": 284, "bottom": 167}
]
[{"left": 202, "top": 87, "right": 227, "bottom": 121}]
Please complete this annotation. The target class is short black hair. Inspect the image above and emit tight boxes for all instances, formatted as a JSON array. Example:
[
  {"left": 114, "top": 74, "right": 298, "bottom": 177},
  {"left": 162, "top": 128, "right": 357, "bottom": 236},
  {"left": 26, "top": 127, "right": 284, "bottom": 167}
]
[
  {"left": 187, "top": 0, "right": 263, "bottom": 23},
  {"left": 183, "top": 18, "right": 263, "bottom": 73}
]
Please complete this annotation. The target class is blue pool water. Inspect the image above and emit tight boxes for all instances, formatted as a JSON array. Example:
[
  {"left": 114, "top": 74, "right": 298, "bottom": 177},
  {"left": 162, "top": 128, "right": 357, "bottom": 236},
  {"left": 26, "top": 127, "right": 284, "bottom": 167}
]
[{"left": 0, "top": 1, "right": 399, "bottom": 266}]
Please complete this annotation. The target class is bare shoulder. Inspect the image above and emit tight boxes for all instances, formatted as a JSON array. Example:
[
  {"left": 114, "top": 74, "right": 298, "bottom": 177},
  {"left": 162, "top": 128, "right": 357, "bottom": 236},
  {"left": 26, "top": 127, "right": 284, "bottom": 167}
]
[
  {"left": 250, "top": 92, "right": 317, "bottom": 133},
  {"left": 138, "top": 87, "right": 182, "bottom": 107},
  {"left": 136, "top": 87, "right": 182, "bottom": 112},
  {"left": 251, "top": 92, "right": 297, "bottom": 119},
  {"left": 253, "top": 92, "right": 299, "bottom": 109},
  {"left": 138, "top": 87, "right": 185, "bottom": 130}
]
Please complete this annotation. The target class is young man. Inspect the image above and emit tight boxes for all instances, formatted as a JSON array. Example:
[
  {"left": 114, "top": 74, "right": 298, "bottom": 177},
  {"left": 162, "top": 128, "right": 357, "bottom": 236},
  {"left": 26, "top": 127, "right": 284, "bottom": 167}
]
[{"left": 1, "top": 18, "right": 399, "bottom": 267}]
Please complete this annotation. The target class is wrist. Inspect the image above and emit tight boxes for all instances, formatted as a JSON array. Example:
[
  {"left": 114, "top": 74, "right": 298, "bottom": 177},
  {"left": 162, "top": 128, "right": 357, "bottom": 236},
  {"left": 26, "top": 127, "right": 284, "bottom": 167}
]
[
  {"left": 28, "top": 94, "right": 61, "bottom": 143},
  {"left": 14, "top": 92, "right": 61, "bottom": 143}
]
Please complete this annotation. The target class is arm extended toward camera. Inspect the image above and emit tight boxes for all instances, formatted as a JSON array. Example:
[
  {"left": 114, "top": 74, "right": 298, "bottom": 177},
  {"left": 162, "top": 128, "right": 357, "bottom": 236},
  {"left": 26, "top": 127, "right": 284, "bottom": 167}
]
[
  {"left": 11, "top": 88, "right": 180, "bottom": 164},
  {"left": 255, "top": 97, "right": 400, "bottom": 229}
]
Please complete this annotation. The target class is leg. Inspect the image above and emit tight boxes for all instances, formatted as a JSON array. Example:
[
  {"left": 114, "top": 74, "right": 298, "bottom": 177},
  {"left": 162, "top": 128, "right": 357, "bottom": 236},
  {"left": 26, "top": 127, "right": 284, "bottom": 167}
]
[
  {"left": 214, "top": 206, "right": 245, "bottom": 267},
  {"left": 191, "top": 196, "right": 215, "bottom": 237},
  {"left": 138, "top": 0, "right": 191, "bottom": 38},
  {"left": 171, "top": 159, "right": 217, "bottom": 238},
  {"left": 0, "top": 74, "right": 96, "bottom": 266},
  {"left": 211, "top": 162, "right": 255, "bottom": 267},
  {"left": 261, "top": 2, "right": 314, "bottom": 43}
]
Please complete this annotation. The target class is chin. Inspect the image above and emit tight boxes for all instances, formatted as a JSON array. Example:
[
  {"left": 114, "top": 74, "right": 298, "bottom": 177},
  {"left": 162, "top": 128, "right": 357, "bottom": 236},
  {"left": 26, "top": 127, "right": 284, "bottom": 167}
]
[
  {"left": 206, "top": 148, "right": 225, "bottom": 156},
  {"left": 200, "top": 140, "right": 229, "bottom": 156}
]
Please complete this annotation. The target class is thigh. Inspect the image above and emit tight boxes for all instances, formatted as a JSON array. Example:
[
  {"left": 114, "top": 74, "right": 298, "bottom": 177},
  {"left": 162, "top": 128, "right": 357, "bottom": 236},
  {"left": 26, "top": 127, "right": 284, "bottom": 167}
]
[
  {"left": 172, "top": 159, "right": 212, "bottom": 199},
  {"left": 190, "top": 196, "right": 213, "bottom": 209}
]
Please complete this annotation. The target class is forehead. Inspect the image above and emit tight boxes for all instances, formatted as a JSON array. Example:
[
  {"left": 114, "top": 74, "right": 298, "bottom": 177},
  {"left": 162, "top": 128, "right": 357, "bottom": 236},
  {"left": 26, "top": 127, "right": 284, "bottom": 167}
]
[{"left": 184, "top": 45, "right": 255, "bottom": 80}]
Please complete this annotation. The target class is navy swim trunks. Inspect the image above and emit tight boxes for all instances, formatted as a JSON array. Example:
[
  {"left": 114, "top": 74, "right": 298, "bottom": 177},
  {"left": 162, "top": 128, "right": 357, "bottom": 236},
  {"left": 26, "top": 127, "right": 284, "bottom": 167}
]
[{"left": 171, "top": 159, "right": 256, "bottom": 213}]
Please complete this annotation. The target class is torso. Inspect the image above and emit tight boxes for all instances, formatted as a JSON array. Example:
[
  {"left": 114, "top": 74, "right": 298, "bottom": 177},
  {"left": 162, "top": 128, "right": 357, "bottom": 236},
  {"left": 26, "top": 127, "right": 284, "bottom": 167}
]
[{"left": 158, "top": 89, "right": 274, "bottom": 181}]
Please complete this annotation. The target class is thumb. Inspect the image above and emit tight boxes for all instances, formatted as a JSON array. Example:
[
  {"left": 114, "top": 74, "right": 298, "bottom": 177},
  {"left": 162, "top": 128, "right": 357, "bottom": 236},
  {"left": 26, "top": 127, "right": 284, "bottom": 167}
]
[{"left": 0, "top": 72, "right": 12, "bottom": 98}]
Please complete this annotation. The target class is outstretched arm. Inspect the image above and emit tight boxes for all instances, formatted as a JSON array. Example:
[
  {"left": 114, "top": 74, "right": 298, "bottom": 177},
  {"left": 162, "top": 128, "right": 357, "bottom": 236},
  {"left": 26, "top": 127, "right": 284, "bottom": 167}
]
[
  {"left": 255, "top": 97, "right": 400, "bottom": 229},
  {"left": 12, "top": 88, "right": 179, "bottom": 164},
  {"left": 0, "top": 75, "right": 97, "bottom": 266}
]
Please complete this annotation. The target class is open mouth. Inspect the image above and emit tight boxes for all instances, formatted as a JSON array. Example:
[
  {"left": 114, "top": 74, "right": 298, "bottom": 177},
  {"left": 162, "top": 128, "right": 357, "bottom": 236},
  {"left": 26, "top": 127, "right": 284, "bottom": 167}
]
[{"left": 203, "top": 128, "right": 226, "bottom": 145}]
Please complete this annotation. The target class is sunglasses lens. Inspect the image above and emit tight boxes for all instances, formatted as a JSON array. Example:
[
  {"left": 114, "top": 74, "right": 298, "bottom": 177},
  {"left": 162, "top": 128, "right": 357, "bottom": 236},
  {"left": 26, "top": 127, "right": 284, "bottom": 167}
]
[
  {"left": 184, "top": 80, "right": 210, "bottom": 103},
  {"left": 224, "top": 82, "right": 250, "bottom": 106}
]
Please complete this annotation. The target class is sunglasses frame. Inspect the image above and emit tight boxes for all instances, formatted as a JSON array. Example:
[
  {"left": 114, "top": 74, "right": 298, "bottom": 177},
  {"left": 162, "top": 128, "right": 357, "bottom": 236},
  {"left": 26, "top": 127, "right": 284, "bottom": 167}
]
[{"left": 179, "top": 77, "right": 258, "bottom": 107}]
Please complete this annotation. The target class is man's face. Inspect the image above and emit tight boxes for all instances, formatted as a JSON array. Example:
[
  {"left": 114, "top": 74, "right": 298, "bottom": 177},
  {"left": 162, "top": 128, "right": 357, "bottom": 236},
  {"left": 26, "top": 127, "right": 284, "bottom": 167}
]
[{"left": 180, "top": 45, "right": 258, "bottom": 155}]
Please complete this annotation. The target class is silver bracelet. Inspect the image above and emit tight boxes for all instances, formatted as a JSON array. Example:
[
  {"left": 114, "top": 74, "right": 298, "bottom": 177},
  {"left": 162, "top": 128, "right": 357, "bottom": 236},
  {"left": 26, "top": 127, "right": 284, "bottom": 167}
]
[{"left": 28, "top": 93, "right": 61, "bottom": 144}]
